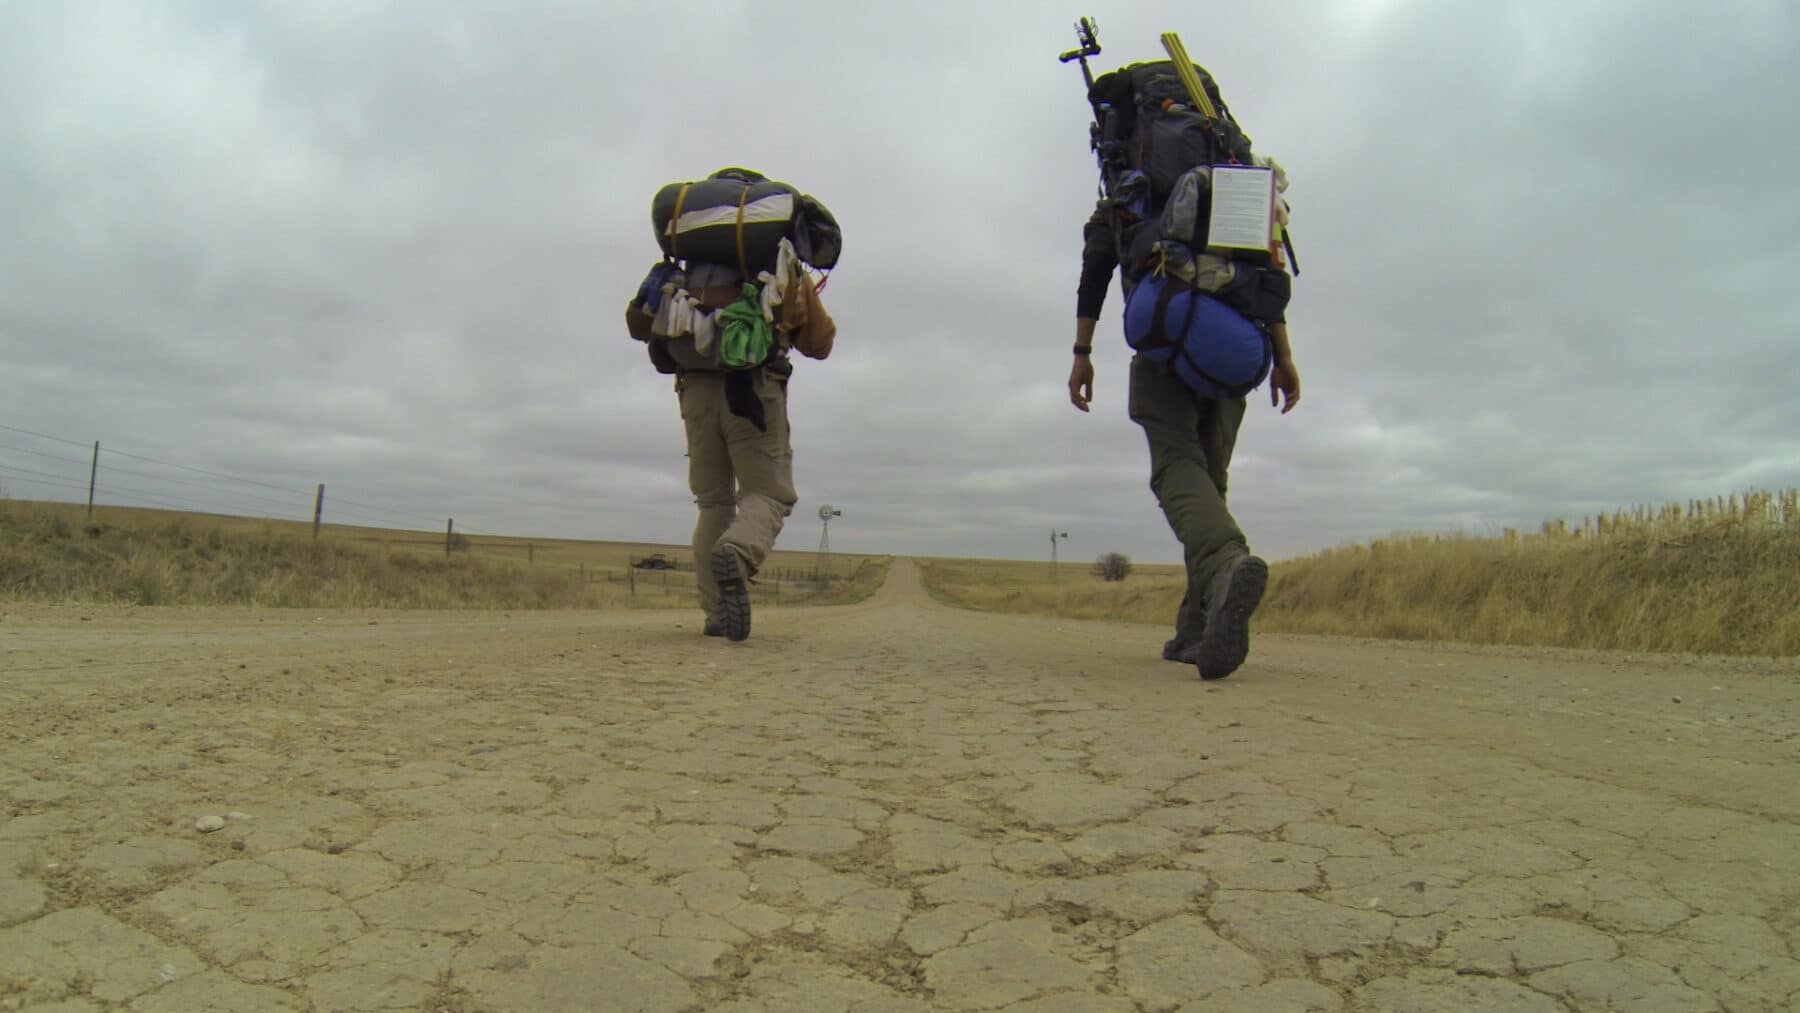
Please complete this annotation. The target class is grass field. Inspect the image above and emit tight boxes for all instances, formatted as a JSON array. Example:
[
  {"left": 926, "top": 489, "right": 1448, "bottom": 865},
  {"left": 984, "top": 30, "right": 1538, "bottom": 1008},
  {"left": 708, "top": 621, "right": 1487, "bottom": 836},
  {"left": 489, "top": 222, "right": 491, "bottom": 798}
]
[
  {"left": 916, "top": 556, "right": 1190, "bottom": 623},
  {"left": 13, "top": 489, "right": 1799, "bottom": 657},
  {"left": 921, "top": 489, "right": 1800, "bottom": 658},
  {"left": 0, "top": 498, "right": 886, "bottom": 611}
]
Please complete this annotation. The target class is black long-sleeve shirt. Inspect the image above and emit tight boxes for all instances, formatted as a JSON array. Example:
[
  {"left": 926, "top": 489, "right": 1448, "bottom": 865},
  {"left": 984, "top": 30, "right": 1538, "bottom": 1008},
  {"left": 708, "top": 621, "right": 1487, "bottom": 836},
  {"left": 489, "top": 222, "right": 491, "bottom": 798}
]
[{"left": 1077, "top": 207, "right": 1119, "bottom": 320}]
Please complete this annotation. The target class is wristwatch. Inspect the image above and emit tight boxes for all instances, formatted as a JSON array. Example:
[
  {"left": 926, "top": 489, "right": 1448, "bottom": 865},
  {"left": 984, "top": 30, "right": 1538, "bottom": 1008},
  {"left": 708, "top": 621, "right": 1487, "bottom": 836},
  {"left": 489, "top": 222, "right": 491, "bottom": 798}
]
[{"left": 1072, "top": 345, "right": 1092, "bottom": 356}]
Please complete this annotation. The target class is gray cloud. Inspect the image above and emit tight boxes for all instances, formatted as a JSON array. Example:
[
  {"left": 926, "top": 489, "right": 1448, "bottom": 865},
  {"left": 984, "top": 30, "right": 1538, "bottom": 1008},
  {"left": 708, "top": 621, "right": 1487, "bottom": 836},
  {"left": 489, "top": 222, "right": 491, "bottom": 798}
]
[{"left": 3, "top": 0, "right": 1796, "bottom": 566}]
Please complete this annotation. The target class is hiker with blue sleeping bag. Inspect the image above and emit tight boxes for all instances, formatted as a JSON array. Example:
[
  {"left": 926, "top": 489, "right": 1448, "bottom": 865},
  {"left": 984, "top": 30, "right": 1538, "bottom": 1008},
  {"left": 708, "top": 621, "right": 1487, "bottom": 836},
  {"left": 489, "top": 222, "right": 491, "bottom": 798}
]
[{"left": 1059, "top": 23, "right": 1304, "bottom": 682}]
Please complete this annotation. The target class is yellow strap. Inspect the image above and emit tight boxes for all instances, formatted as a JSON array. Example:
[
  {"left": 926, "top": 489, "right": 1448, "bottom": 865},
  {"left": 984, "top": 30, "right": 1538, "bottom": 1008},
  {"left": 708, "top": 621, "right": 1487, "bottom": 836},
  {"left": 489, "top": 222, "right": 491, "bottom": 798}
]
[
  {"left": 1159, "top": 32, "right": 1219, "bottom": 120},
  {"left": 734, "top": 186, "right": 751, "bottom": 278},
  {"left": 669, "top": 183, "right": 692, "bottom": 260}
]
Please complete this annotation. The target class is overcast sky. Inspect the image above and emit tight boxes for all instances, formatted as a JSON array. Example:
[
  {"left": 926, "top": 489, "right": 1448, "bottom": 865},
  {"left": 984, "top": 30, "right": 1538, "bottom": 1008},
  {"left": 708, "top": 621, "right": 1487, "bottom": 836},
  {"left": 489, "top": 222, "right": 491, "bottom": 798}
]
[{"left": 3, "top": 0, "right": 1796, "bottom": 565}]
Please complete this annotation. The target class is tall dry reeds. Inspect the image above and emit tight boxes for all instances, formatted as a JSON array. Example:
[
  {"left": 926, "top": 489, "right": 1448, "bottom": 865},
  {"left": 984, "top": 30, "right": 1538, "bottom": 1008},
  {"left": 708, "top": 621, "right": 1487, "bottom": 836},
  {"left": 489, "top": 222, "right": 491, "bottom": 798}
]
[{"left": 922, "top": 489, "right": 1800, "bottom": 657}]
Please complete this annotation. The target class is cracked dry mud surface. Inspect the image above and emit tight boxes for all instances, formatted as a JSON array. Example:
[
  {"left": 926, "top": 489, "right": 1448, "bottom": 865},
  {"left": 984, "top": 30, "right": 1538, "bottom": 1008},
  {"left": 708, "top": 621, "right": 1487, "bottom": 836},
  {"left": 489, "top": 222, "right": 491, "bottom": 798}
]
[{"left": 3, "top": 559, "right": 1799, "bottom": 1012}]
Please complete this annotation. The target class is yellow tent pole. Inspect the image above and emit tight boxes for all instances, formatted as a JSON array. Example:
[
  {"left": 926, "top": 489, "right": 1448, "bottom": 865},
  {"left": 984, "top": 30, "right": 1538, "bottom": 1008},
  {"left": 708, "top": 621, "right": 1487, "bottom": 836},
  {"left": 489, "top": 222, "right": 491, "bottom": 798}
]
[
  {"left": 1162, "top": 30, "right": 1290, "bottom": 263},
  {"left": 1159, "top": 32, "right": 1219, "bottom": 120}
]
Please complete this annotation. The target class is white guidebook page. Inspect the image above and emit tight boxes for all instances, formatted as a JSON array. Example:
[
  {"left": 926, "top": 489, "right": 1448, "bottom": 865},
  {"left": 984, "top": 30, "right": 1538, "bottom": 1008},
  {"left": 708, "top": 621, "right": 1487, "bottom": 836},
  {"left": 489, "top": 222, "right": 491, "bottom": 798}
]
[{"left": 1207, "top": 165, "right": 1275, "bottom": 254}]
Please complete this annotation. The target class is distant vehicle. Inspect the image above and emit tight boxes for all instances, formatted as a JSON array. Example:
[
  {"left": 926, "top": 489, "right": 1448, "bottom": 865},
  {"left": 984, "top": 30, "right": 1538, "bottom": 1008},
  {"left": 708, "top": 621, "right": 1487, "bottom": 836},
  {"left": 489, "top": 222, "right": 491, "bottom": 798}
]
[{"left": 633, "top": 553, "right": 674, "bottom": 570}]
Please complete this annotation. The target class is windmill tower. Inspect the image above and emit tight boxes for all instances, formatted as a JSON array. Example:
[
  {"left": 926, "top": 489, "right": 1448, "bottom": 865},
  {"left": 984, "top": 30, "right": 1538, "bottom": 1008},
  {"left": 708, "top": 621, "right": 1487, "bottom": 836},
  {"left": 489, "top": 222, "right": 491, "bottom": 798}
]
[{"left": 816, "top": 504, "right": 843, "bottom": 588}]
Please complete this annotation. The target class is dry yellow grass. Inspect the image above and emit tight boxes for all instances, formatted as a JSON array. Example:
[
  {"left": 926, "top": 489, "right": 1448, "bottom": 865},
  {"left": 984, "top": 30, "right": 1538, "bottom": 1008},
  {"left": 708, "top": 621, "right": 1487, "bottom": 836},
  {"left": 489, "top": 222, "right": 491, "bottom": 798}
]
[
  {"left": 917, "top": 556, "right": 1190, "bottom": 624},
  {"left": 0, "top": 499, "right": 886, "bottom": 610},
  {"left": 922, "top": 489, "right": 1800, "bottom": 657}
]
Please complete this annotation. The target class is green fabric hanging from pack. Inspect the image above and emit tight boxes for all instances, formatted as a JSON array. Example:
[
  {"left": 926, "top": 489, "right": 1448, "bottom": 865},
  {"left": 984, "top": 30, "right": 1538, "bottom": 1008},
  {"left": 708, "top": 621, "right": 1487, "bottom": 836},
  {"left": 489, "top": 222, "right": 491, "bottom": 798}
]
[{"left": 716, "top": 283, "right": 773, "bottom": 368}]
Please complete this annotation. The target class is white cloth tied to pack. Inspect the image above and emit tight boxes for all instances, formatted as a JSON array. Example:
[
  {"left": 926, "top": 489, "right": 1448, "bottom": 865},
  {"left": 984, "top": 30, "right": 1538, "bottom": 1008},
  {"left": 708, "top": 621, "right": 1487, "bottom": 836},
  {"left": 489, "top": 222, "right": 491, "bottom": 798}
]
[
  {"left": 648, "top": 238, "right": 808, "bottom": 355},
  {"left": 650, "top": 286, "right": 718, "bottom": 351}
]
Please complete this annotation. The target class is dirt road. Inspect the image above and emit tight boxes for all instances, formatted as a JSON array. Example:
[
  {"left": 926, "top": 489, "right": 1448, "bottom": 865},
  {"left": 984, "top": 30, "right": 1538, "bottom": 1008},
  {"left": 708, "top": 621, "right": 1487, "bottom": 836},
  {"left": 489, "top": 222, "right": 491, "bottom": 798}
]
[{"left": 3, "top": 559, "right": 1797, "bottom": 1011}]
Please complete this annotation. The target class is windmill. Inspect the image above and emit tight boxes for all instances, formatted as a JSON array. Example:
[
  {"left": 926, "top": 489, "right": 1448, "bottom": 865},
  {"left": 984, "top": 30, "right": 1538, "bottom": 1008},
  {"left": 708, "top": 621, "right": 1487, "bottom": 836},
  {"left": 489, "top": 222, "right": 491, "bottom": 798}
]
[
  {"left": 817, "top": 504, "right": 843, "bottom": 587},
  {"left": 1050, "top": 528, "right": 1069, "bottom": 581}
]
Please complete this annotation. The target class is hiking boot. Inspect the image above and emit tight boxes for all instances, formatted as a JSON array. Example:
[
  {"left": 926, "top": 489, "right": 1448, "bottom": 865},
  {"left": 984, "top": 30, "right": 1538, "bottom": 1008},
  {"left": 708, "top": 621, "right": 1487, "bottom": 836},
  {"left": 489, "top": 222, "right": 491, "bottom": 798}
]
[
  {"left": 1195, "top": 554, "right": 1268, "bottom": 681},
  {"left": 1162, "top": 636, "right": 1201, "bottom": 663},
  {"left": 709, "top": 544, "right": 752, "bottom": 642}
]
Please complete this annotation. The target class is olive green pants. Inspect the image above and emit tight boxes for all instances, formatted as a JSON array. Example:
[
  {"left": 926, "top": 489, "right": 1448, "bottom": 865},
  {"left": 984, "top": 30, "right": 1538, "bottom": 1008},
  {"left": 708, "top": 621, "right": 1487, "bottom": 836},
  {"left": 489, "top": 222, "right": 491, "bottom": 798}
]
[
  {"left": 678, "top": 369, "right": 798, "bottom": 615},
  {"left": 1127, "top": 355, "right": 1249, "bottom": 640}
]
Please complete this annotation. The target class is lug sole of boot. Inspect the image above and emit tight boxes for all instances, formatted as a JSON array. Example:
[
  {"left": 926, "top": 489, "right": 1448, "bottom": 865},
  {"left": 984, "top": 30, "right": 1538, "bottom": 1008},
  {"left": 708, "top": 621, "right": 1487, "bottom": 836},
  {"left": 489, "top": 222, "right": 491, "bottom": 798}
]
[
  {"left": 709, "top": 546, "right": 752, "bottom": 643},
  {"left": 1196, "top": 556, "right": 1268, "bottom": 681}
]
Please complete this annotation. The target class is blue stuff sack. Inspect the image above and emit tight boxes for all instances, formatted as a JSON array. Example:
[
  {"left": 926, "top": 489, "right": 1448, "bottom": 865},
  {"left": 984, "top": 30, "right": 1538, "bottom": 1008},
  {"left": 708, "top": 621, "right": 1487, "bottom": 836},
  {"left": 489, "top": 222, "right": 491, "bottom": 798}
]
[{"left": 1122, "top": 273, "right": 1272, "bottom": 399}]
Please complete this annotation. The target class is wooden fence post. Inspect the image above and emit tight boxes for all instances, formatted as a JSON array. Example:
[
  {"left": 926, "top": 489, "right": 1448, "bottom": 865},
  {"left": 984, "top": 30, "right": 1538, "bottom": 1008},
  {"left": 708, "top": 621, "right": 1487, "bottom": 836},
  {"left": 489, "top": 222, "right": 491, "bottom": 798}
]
[{"left": 87, "top": 441, "right": 99, "bottom": 519}]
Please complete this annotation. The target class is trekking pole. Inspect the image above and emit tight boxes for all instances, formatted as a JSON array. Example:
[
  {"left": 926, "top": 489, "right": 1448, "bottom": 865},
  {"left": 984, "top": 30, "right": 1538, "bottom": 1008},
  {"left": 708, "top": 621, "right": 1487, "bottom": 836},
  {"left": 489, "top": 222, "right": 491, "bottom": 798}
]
[
  {"left": 1059, "top": 17, "right": 1117, "bottom": 202},
  {"left": 1058, "top": 16, "right": 1102, "bottom": 88}
]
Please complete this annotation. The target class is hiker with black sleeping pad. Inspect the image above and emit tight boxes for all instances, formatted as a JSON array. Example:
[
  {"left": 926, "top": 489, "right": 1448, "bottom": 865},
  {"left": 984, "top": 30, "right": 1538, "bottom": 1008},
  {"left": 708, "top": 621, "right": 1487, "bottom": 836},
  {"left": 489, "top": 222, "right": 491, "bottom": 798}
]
[
  {"left": 624, "top": 167, "right": 841, "bottom": 643},
  {"left": 1060, "top": 23, "right": 1303, "bottom": 681}
]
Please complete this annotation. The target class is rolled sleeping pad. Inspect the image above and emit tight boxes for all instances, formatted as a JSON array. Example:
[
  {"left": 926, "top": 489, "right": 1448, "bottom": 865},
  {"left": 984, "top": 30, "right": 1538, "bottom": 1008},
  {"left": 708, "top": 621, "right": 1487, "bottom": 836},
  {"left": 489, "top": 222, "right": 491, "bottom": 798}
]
[
  {"left": 1122, "top": 274, "right": 1272, "bottom": 399},
  {"left": 652, "top": 176, "right": 841, "bottom": 273}
]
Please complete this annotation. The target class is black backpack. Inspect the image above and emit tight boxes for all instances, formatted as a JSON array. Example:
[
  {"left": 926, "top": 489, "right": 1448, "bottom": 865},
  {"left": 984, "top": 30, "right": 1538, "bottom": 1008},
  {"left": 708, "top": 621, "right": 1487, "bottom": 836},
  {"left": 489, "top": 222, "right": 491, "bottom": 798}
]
[
  {"left": 1088, "top": 60, "right": 1291, "bottom": 325},
  {"left": 1091, "top": 60, "right": 1256, "bottom": 209},
  {"left": 1076, "top": 56, "right": 1296, "bottom": 404}
]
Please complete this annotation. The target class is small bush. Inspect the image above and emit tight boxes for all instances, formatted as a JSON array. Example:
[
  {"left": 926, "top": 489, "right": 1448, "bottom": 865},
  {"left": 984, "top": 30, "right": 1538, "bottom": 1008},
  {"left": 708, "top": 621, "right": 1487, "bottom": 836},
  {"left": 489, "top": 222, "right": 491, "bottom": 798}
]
[{"left": 1093, "top": 552, "right": 1132, "bottom": 582}]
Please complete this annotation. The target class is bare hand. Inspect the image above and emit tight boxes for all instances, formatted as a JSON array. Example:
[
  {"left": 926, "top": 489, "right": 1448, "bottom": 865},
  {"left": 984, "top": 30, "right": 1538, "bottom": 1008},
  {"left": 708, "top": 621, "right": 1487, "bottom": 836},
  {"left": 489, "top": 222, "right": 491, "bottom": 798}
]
[
  {"left": 1069, "top": 357, "right": 1095, "bottom": 412},
  {"left": 1269, "top": 361, "right": 1301, "bottom": 414}
]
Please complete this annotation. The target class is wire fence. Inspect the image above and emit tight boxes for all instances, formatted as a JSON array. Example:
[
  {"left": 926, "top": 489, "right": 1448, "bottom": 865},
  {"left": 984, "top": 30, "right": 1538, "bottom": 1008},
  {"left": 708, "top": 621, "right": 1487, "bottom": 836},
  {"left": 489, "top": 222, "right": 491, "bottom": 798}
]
[
  {"left": 0, "top": 421, "right": 471, "bottom": 535},
  {"left": 1, "top": 420, "right": 854, "bottom": 599}
]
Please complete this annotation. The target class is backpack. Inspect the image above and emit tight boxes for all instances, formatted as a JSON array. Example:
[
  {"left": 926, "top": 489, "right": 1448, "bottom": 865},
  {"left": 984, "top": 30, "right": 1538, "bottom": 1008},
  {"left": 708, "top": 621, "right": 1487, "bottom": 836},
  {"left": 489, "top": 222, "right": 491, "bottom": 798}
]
[
  {"left": 1088, "top": 60, "right": 1292, "bottom": 395},
  {"left": 1092, "top": 61, "right": 1254, "bottom": 209},
  {"left": 628, "top": 267, "right": 776, "bottom": 375},
  {"left": 630, "top": 170, "right": 841, "bottom": 374}
]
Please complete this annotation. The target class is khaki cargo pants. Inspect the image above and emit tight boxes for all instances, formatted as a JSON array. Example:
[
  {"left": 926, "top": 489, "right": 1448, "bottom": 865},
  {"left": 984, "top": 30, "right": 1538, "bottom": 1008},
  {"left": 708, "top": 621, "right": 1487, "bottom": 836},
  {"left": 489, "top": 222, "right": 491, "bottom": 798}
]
[
  {"left": 1127, "top": 355, "right": 1250, "bottom": 641},
  {"left": 677, "top": 368, "right": 798, "bottom": 615}
]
